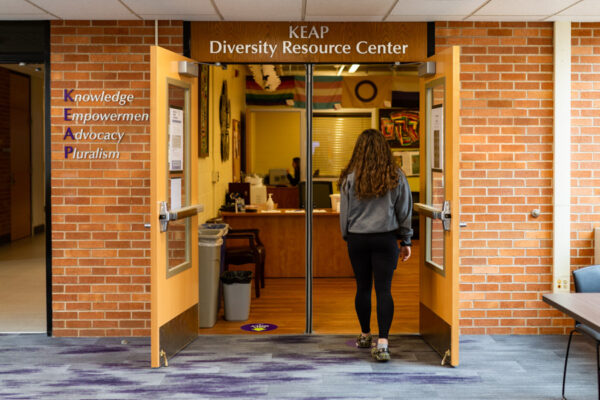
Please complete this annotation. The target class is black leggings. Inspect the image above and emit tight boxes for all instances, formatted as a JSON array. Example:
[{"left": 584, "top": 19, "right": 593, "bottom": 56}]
[{"left": 346, "top": 232, "right": 399, "bottom": 339}]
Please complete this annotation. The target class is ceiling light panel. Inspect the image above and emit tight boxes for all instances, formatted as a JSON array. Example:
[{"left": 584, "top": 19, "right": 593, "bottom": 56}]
[
  {"left": 307, "top": 0, "right": 395, "bottom": 16},
  {"left": 557, "top": 0, "right": 600, "bottom": 16},
  {"left": 475, "top": 0, "right": 577, "bottom": 16},
  {"left": 1, "top": 0, "right": 51, "bottom": 18},
  {"left": 218, "top": 0, "right": 302, "bottom": 21},
  {"left": 30, "top": 0, "right": 136, "bottom": 19},
  {"left": 389, "top": 0, "right": 486, "bottom": 16},
  {"left": 123, "top": 0, "right": 217, "bottom": 16}
]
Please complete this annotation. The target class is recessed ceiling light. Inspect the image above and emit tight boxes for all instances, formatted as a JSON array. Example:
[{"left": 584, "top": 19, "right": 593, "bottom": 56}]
[
  {"left": 348, "top": 64, "right": 359, "bottom": 73},
  {"left": 336, "top": 65, "right": 345, "bottom": 76}
]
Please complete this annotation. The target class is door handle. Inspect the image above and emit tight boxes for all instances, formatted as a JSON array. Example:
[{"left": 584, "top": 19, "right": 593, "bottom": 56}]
[
  {"left": 158, "top": 201, "right": 203, "bottom": 232},
  {"left": 168, "top": 205, "right": 203, "bottom": 221},
  {"left": 414, "top": 203, "right": 442, "bottom": 219},
  {"left": 414, "top": 201, "right": 452, "bottom": 232}
]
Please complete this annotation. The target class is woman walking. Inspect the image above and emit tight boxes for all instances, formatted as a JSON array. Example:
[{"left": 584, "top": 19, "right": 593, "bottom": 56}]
[{"left": 339, "top": 129, "right": 413, "bottom": 362}]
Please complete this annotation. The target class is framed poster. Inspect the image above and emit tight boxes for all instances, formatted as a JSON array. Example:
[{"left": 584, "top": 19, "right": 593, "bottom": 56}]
[
  {"left": 431, "top": 105, "right": 444, "bottom": 171},
  {"left": 402, "top": 151, "right": 420, "bottom": 176},
  {"left": 198, "top": 64, "right": 210, "bottom": 157},
  {"left": 168, "top": 107, "right": 184, "bottom": 171},
  {"left": 379, "top": 108, "right": 419, "bottom": 148},
  {"left": 392, "top": 150, "right": 404, "bottom": 170}
]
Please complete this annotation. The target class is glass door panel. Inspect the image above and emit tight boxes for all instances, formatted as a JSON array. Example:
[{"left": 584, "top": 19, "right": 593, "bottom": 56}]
[
  {"left": 311, "top": 63, "right": 420, "bottom": 335},
  {"left": 166, "top": 83, "right": 192, "bottom": 278},
  {"left": 425, "top": 83, "right": 446, "bottom": 273}
]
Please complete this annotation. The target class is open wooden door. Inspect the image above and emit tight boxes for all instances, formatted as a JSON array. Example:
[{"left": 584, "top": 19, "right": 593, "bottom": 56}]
[
  {"left": 150, "top": 46, "right": 200, "bottom": 368},
  {"left": 415, "top": 46, "right": 460, "bottom": 366}
]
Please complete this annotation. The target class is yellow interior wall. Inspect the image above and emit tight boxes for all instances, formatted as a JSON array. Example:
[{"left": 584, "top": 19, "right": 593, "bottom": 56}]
[
  {"left": 197, "top": 65, "right": 245, "bottom": 222},
  {"left": 249, "top": 110, "right": 301, "bottom": 177},
  {"left": 195, "top": 72, "right": 419, "bottom": 220}
]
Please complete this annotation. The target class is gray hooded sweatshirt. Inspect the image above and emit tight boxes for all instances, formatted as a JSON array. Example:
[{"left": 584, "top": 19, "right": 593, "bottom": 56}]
[{"left": 339, "top": 171, "right": 413, "bottom": 244}]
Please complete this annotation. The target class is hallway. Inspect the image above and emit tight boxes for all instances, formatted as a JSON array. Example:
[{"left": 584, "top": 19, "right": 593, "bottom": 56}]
[{"left": 0, "top": 234, "right": 46, "bottom": 333}]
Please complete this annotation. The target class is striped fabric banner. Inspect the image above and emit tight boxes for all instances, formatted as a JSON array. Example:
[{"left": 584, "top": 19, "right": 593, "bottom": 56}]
[
  {"left": 294, "top": 75, "right": 343, "bottom": 110},
  {"left": 246, "top": 76, "right": 296, "bottom": 106}
]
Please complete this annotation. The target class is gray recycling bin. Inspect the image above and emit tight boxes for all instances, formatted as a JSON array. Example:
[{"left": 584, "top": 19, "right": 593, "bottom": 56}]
[
  {"left": 197, "top": 225, "right": 228, "bottom": 328},
  {"left": 221, "top": 271, "right": 252, "bottom": 321}
]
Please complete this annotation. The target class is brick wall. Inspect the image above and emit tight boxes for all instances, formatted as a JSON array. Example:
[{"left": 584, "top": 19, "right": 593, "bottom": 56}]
[
  {"left": 436, "top": 21, "right": 572, "bottom": 334},
  {"left": 0, "top": 68, "right": 9, "bottom": 241},
  {"left": 571, "top": 23, "right": 600, "bottom": 271},
  {"left": 50, "top": 20, "right": 182, "bottom": 336}
]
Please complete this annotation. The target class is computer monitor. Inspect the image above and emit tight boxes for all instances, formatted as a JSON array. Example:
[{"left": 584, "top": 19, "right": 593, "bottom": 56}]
[
  {"left": 299, "top": 181, "right": 333, "bottom": 209},
  {"left": 269, "top": 169, "right": 288, "bottom": 186}
]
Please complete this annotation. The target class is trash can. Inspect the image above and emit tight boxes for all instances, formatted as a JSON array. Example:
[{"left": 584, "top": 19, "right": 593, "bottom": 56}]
[
  {"left": 200, "top": 223, "right": 228, "bottom": 278},
  {"left": 220, "top": 271, "right": 252, "bottom": 321},
  {"left": 200, "top": 223, "right": 228, "bottom": 315},
  {"left": 198, "top": 225, "right": 228, "bottom": 328}
]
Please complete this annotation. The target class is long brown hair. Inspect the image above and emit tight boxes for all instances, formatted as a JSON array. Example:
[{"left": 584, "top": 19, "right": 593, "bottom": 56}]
[{"left": 338, "top": 129, "right": 400, "bottom": 199}]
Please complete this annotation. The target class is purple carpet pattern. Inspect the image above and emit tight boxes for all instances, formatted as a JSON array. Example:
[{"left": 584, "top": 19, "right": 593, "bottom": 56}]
[{"left": 0, "top": 334, "right": 597, "bottom": 399}]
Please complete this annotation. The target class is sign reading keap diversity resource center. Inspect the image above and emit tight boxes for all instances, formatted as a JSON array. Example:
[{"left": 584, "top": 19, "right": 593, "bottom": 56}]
[{"left": 191, "top": 22, "right": 428, "bottom": 63}]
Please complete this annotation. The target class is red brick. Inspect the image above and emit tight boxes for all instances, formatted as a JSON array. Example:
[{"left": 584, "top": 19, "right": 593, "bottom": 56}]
[{"left": 51, "top": 20, "right": 182, "bottom": 337}]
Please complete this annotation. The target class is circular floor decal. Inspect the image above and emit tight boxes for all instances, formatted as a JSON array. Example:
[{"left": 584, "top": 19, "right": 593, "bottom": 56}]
[{"left": 241, "top": 323, "right": 278, "bottom": 332}]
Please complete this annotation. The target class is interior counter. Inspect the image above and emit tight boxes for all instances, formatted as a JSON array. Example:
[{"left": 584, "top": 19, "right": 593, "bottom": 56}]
[{"left": 221, "top": 209, "right": 353, "bottom": 278}]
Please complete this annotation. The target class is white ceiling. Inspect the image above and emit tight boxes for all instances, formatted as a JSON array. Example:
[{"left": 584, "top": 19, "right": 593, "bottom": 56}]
[{"left": 0, "top": 0, "right": 598, "bottom": 21}]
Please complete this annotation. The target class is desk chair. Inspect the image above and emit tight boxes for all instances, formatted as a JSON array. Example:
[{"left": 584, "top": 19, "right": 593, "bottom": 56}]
[
  {"left": 224, "top": 229, "right": 265, "bottom": 298},
  {"left": 562, "top": 264, "right": 600, "bottom": 400}
]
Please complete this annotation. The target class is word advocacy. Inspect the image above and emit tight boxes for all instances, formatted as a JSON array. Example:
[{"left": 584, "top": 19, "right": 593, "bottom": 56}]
[{"left": 62, "top": 90, "right": 148, "bottom": 160}]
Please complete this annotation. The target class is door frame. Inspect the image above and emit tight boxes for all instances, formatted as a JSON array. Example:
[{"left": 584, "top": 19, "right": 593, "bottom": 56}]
[
  {"left": 0, "top": 21, "right": 52, "bottom": 336},
  {"left": 188, "top": 60, "right": 457, "bottom": 339}
]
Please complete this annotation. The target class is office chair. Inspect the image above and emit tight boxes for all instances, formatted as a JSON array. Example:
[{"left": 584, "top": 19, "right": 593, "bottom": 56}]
[
  {"left": 224, "top": 229, "right": 265, "bottom": 298},
  {"left": 562, "top": 264, "right": 600, "bottom": 400}
]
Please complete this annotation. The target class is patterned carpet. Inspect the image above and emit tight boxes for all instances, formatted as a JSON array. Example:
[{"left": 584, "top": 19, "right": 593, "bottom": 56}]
[{"left": 0, "top": 334, "right": 597, "bottom": 399}]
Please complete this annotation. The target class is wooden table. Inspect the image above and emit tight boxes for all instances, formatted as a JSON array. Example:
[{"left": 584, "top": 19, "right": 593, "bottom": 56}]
[
  {"left": 543, "top": 293, "right": 600, "bottom": 333},
  {"left": 543, "top": 293, "right": 600, "bottom": 400},
  {"left": 221, "top": 209, "right": 353, "bottom": 278}
]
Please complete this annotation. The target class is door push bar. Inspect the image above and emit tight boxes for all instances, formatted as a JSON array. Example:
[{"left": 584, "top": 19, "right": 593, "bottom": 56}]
[
  {"left": 414, "top": 200, "right": 452, "bottom": 232},
  {"left": 158, "top": 201, "right": 203, "bottom": 232}
]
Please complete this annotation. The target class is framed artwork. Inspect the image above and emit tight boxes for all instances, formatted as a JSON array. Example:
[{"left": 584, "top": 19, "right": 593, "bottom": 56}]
[
  {"left": 393, "top": 150, "right": 420, "bottom": 177},
  {"left": 379, "top": 108, "right": 419, "bottom": 149},
  {"left": 232, "top": 119, "right": 240, "bottom": 159},
  {"left": 431, "top": 105, "right": 444, "bottom": 171},
  {"left": 403, "top": 151, "right": 420, "bottom": 176},
  {"left": 220, "top": 81, "right": 230, "bottom": 162},
  {"left": 392, "top": 150, "right": 404, "bottom": 170},
  {"left": 198, "top": 64, "right": 209, "bottom": 158}
]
